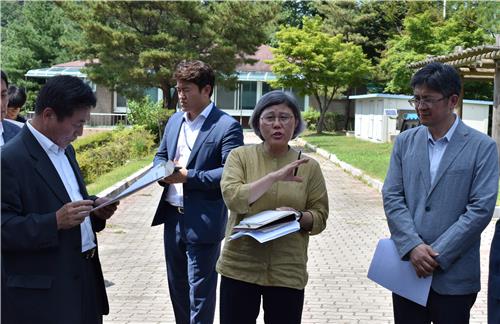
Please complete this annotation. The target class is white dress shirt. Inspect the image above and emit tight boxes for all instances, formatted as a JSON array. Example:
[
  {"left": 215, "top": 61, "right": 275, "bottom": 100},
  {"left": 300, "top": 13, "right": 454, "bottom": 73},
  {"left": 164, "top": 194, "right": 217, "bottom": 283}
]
[
  {"left": 427, "top": 114, "right": 460, "bottom": 184},
  {"left": 0, "top": 122, "right": 4, "bottom": 147},
  {"left": 166, "top": 102, "right": 214, "bottom": 207},
  {"left": 26, "top": 121, "right": 96, "bottom": 252}
]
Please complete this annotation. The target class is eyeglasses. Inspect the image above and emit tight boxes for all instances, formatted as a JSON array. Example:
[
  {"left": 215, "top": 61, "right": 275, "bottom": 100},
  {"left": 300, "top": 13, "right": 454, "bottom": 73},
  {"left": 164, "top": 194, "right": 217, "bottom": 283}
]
[
  {"left": 408, "top": 96, "right": 448, "bottom": 108},
  {"left": 260, "top": 114, "right": 294, "bottom": 126}
]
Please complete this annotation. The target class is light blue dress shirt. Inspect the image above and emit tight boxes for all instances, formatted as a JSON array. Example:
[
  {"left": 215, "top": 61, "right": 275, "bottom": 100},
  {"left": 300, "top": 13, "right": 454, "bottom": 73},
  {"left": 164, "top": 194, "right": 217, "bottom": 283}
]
[{"left": 427, "top": 114, "right": 460, "bottom": 184}]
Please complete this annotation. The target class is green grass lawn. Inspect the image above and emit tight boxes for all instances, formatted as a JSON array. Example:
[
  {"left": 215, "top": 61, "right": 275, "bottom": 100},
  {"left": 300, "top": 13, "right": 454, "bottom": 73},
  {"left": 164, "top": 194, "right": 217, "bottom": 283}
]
[
  {"left": 86, "top": 153, "right": 155, "bottom": 196},
  {"left": 302, "top": 132, "right": 393, "bottom": 181}
]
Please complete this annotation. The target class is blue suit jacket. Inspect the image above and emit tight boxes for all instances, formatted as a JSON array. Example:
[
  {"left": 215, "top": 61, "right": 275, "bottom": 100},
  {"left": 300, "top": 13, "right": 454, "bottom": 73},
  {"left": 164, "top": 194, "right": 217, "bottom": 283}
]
[
  {"left": 382, "top": 121, "right": 499, "bottom": 295},
  {"left": 2, "top": 119, "right": 21, "bottom": 143},
  {"left": 152, "top": 106, "right": 244, "bottom": 243},
  {"left": 1, "top": 127, "right": 108, "bottom": 323}
]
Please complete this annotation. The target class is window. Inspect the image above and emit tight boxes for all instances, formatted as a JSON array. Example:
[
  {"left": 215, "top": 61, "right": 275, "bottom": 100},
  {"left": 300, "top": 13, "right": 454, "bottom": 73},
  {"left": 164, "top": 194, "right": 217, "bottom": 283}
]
[
  {"left": 215, "top": 85, "right": 236, "bottom": 110},
  {"left": 262, "top": 82, "right": 275, "bottom": 95},
  {"left": 114, "top": 92, "right": 128, "bottom": 113},
  {"left": 241, "top": 82, "right": 257, "bottom": 110}
]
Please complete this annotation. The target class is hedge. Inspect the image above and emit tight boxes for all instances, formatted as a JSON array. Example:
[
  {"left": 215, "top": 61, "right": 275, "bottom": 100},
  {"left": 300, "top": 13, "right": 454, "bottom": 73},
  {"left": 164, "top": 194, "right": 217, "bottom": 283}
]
[
  {"left": 302, "top": 110, "right": 345, "bottom": 132},
  {"left": 75, "top": 126, "right": 155, "bottom": 184}
]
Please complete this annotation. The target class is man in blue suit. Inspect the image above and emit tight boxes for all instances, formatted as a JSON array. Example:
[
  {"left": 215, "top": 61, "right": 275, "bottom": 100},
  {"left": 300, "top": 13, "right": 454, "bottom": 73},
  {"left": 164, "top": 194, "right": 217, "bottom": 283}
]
[
  {"left": 382, "top": 62, "right": 499, "bottom": 323},
  {"left": 1, "top": 71, "right": 21, "bottom": 146},
  {"left": 152, "top": 60, "right": 244, "bottom": 324}
]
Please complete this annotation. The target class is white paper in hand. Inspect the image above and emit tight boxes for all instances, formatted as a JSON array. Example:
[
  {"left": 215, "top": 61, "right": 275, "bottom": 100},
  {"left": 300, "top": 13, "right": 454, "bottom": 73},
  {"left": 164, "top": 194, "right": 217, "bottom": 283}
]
[
  {"left": 367, "top": 238, "right": 432, "bottom": 306},
  {"left": 91, "top": 161, "right": 174, "bottom": 212}
]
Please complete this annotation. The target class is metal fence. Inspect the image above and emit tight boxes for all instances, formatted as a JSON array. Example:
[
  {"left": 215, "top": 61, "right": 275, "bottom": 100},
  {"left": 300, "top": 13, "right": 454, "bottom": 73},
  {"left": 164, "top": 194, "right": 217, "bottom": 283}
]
[{"left": 25, "top": 112, "right": 128, "bottom": 127}]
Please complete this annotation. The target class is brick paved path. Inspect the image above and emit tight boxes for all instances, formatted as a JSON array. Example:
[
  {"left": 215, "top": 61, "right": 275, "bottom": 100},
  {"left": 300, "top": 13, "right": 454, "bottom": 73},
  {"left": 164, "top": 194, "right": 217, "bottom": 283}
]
[{"left": 99, "top": 133, "right": 494, "bottom": 323}]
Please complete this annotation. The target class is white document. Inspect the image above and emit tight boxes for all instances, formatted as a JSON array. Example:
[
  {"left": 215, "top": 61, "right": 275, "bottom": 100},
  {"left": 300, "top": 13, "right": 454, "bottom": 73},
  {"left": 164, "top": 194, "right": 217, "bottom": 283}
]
[
  {"left": 230, "top": 220, "right": 300, "bottom": 243},
  {"left": 235, "top": 210, "right": 299, "bottom": 229},
  {"left": 367, "top": 238, "right": 432, "bottom": 306},
  {"left": 91, "top": 161, "right": 174, "bottom": 212}
]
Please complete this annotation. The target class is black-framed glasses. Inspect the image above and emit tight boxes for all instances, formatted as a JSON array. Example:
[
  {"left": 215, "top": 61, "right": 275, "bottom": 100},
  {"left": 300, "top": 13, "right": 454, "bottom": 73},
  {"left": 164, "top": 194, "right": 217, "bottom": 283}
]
[
  {"left": 408, "top": 96, "right": 448, "bottom": 108},
  {"left": 260, "top": 114, "right": 294, "bottom": 126}
]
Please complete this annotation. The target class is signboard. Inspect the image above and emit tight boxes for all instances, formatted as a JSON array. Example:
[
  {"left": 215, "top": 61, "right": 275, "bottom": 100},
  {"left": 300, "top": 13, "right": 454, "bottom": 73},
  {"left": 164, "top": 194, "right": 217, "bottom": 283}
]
[{"left": 384, "top": 109, "right": 398, "bottom": 117}]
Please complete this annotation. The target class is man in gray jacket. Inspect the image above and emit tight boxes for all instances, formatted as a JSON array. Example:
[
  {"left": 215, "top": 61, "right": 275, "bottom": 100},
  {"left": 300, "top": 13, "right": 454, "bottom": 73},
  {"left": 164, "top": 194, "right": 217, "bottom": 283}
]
[{"left": 382, "top": 62, "right": 498, "bottom": 323}]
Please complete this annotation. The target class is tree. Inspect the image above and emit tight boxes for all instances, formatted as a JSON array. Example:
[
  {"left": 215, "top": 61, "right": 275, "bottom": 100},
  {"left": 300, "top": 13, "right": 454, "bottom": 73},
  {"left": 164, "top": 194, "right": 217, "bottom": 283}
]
[
  {"left": 315, "top": 0, "right": 407, "bottom": 65},
  {"left": 62, "top": 1, "right": 277, "bottom": 109},
  {"left": 1, "top": 2, "right": 79, "bottom": 108},
  {"left": 277, "top": 0, "right": 318, "bottom": 28},
  {"left": 268, "top": 17, "right": 371, "bottom": 134},
  {"left": 380, "top": 3, "right": 494, "bottom": 96}
]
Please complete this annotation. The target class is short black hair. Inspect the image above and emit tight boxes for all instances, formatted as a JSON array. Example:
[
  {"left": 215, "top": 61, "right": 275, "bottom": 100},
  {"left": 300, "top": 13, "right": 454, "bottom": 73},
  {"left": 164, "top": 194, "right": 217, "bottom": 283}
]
[
  {"left": 250, "top": 90, "right": 305, "bottom": 141},
  {"left": 7, "top": 86, "right": 27, "bottom": 108},
  {"left": 35, "top": 75, "right": 96, "bottom": 121},
  {"left": 1, "top": 70, "right": 9, "bottom": 88},
  {"left": 410, "top": 62, "right": 461, "bottom": 97},
  {"left": 174, "top": 60, "right": 215, "bottom": 96}
]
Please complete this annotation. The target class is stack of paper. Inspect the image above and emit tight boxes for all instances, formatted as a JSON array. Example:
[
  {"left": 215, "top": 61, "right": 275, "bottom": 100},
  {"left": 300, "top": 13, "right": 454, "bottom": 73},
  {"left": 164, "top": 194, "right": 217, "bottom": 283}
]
[
  {"left": 230, "top": 210, "right": 300, "bottom": 243},
  {"left": 367, "top": 238, "right": 432, "bottom": 306}
]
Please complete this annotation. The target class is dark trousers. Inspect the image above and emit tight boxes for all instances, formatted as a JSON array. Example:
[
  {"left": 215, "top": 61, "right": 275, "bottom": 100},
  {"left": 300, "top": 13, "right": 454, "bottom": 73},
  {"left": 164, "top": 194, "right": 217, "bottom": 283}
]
[
  {"left": 220, "top": 275, "right": 304, "bottom": 324},
  {"left": 81, "top": 257, "right": 104, "bottom": 324},
  {"left": 393, "top": 289, "right": 477, "bottom": 324},
  {"left": 163, "top": 207, "right": 220, "bottom": 324}
]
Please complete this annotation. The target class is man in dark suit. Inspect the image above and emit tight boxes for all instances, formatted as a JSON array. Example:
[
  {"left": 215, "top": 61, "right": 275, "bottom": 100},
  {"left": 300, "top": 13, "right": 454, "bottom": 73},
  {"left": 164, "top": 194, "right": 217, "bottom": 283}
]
[
  {"left": 1, "top": 70, "right": 21, "bottom": 146},
  {"left": 489, "top": 220, "right": 500, "bottom": 324},
  {"left": 1, "top": 75, "right": 119, "bottom": 324},
  {"left": 152, "top": 60, "right": 243, "bottom": 324}
]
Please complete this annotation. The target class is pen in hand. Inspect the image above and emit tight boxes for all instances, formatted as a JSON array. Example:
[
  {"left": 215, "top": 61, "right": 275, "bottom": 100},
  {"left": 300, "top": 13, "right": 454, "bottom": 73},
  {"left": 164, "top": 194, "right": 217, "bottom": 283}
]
[{"left": 294, "top": 150, "right": 302, "bottom": 176}]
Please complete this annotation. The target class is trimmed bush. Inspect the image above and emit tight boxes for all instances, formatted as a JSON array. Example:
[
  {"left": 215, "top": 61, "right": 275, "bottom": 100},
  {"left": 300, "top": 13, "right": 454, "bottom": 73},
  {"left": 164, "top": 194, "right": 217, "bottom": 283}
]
[
  {"left": 73, "top": 130, "right": 114, "bottom": 152},
  {"left": 302, "top": 110, "right": 320, "bottom": 131},
  {"left": 75, "top": 126, "right": 155, "bottom": 184},
  {"left": 127, "top": 97, "right": 172, "bottom": 142},
  {"left": 302, "top": 110, "right": 345, "bottom": 132}
]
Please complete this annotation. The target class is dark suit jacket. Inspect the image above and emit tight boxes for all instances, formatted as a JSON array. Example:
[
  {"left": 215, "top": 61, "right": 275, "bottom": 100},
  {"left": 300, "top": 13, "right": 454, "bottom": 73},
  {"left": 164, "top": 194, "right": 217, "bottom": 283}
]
[
  {"left": 152, "top": 106, "right": 244, "bottom": 243},
  {"left": 2, "top": 119, "right": 21, "bottom": 143},
  {"left": 1, "top": 127, "right": 108, "bottom": 324}
]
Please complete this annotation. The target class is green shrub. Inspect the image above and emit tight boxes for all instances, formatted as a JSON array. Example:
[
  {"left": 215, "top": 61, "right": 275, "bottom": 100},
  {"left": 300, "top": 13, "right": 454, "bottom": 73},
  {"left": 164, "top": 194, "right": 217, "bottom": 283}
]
[
  {"left": 76, "top": 126, "right": 155, "bottom": 184},
  {"left": 127, "top": 97, "right": 172, "bottom": 142},
  {"left": 302, "top": 110, "right": 320, "bottom": 131},
  {"left": 73, "top": 131, "right": 114, "bottom": 151},
  {"left": 301, "top": 110, "right": 345, "bottom": 132},
  {"left": 324, "top": 112, "right": 345, "bottom": 132}
]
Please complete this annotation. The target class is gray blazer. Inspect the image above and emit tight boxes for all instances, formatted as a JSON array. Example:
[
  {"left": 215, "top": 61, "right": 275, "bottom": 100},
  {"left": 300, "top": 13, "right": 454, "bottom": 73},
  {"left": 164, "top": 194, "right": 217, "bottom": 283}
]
[{"left": 382, "top": 120, "right": 499, "bottom": 295}]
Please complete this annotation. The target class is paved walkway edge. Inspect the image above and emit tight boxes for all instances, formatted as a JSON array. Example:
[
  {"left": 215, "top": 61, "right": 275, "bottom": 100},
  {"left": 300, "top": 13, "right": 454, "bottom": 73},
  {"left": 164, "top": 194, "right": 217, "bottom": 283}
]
[{"left": 295, "top": 137, "right": 500, "bottom": 219}]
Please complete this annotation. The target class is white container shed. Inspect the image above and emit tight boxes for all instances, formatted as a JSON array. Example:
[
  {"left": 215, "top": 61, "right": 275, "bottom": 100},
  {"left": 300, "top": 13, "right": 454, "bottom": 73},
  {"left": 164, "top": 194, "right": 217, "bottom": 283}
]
[{"left": 350, "top": 93, "right": 492, "bottom": 143}]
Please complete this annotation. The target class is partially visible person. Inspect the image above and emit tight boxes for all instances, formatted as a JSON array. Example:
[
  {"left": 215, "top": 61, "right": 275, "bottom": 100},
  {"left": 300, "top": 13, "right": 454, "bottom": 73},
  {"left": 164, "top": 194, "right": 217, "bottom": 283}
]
[
  {"left": 0, "top": 71, "right": 21, "bottom": 146},
  {"left": 382, "top": 62, "right": 498, "bottom": 324},
  {"left": 152, "top": 60, "right": 243, "bottom": 324},
  {"left": 217, "top": 90, "right": 329, "bottom": 324},
  {"left": 1, "top": 75, "right": 119, "bottom": 324},
  {"left": 489, "top": 220, "right": 500, "bottom": 324},
  {"left": 7, "top": 85, "right": 27, "bottom": 123}
]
